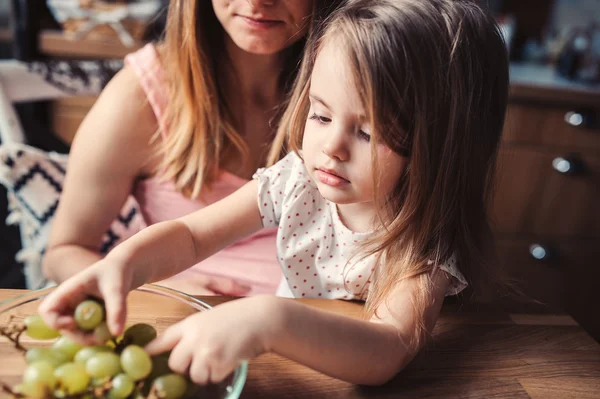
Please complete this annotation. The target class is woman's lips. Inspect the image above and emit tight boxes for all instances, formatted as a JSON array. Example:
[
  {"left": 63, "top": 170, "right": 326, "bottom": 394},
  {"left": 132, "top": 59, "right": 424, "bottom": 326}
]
[
  {"left": 315, "top": 169, "right": 350, "bottom": 187},
  {"left": 238, "top": 16, "right": 283, "bottom": 30}
]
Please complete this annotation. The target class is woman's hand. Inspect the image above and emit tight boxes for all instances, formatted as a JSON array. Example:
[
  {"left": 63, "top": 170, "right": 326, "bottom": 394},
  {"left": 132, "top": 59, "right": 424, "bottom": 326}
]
[
  {"left": 145, "top": 295, "right": 281, "bottom": 384},
  {"left": 155, "top": 274, "right": 251, "bottom": 296},
  {"left": 38, "top": 257, "right": 135, "bottom": 341}
]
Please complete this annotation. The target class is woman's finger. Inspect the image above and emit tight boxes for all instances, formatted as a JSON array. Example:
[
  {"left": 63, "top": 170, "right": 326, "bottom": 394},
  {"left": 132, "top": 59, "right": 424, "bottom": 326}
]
[{"left": 205, "top": 277, "right": 250, "bottom": 296}]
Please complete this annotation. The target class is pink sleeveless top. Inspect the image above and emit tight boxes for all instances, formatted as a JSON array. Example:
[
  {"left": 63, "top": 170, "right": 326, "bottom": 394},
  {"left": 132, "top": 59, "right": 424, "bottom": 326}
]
[{"left": 125, "top": 44, "right": 281, "bottom": 295}]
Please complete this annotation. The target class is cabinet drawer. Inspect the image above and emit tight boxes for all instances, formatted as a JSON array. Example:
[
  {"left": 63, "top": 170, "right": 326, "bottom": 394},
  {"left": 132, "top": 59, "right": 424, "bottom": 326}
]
[
  {"left": 492, "top": 237, "right": 600, "bottom": 339},
  {"left": 503, "top": 103, "right": 600, "bottom": 156},
  {"left": 492, "top": 238, "right": 568, "bottom": 308},
  {"left": 491, "top": 147, "right": 600, "bottom": 237}
]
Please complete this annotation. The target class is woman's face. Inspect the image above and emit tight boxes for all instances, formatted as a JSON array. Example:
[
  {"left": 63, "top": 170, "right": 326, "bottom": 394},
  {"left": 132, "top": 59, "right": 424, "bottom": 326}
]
[{"left": 212, "top": 0, "right": 315, "bottom": 55}]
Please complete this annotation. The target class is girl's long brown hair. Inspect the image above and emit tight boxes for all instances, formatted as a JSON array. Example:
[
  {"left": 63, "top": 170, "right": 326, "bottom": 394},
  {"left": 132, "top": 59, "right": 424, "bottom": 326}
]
[
  {"left": 157, "top": 0, "right": 342, "bottom": 198},
  {"left": 277, "top": 0, "right": 509, "bottom": 349}
]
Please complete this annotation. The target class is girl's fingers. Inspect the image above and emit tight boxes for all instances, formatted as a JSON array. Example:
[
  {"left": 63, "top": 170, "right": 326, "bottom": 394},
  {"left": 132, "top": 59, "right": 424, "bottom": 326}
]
[
  {"left": 53, "top": 315, "right": 77, "bottom": 330},
  {"left": 39, "top": 284, "right": 89, "bottom": 329},
  {"left": 210, "top": 361, "right": 235, "bottom": 384},
  {"left": 60, "top": 328, "right": 101, "bottom": 346},
  {"left": 102, "top": 287, "right": 127, "bottom": 337},
  {"left": 166, "top": 338, "right": 193, "bottom": 376},
  {"left": 145, "top": 323, "right": 183, "bottom": 356},
  {"left": 189, "top": 355, "right": 210, "bottom": 385}
]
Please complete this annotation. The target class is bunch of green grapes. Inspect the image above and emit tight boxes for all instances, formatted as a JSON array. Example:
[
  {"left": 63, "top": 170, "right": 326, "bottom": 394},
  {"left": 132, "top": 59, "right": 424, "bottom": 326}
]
[{"left": 11, "top": 299, "right": 190, "bottom": 399}]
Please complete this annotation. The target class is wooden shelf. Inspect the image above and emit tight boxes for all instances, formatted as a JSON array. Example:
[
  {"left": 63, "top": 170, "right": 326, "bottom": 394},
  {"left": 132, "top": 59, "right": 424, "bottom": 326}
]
[
  {"left": 0, "top": 27, "right": 11, "bottom": 42},
  {"left": 39, "top": 29, "right": 143, "bottom": 59}
]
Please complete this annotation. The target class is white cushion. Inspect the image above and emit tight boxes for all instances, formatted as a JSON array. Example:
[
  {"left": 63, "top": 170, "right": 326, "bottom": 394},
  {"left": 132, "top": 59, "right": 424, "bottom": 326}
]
[{"left": 0, "top": 143, "right": 146, "bottom": 289}]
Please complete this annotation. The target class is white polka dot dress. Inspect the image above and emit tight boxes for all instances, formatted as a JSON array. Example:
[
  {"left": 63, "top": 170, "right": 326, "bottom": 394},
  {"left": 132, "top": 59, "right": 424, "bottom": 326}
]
[{"left": 253, "top": 152, "right": 467, "bottom": 300}]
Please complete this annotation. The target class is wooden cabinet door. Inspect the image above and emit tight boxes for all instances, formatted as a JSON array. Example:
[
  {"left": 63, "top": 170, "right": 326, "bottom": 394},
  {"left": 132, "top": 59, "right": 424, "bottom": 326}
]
[
  {"left": 491, "top": 147, "right": 600, "bottom": 237},
  {"left": 491, "top": 237, "right": 600, "bottom": 340}
]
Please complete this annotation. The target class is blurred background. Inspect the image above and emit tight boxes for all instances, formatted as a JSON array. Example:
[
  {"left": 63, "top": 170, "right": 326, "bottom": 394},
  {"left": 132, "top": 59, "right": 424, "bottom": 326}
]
[{"left": 0, "top": 1, "right": 598, "bottom": 340}]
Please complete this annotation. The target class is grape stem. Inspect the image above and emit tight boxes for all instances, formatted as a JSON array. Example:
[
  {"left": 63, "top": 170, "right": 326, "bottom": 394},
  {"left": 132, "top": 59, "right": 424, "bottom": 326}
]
[
  {"left": 1, "top": 382, "right": 24, "bottom": 398},
  {"left": 0, "top": 318, "right": 27, "bottom": 353},
  {"left": 148, "top": 383, "right": 164, "bottom": 399}
]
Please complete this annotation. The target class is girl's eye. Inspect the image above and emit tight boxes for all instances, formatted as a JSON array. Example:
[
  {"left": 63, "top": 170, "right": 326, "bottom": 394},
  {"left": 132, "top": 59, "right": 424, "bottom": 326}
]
[
  {"left": 309, "top": 113, "right": 332, "bottom": 124},
  {"left": 358, "top": 130, "right": 371, "bottom": 142}
]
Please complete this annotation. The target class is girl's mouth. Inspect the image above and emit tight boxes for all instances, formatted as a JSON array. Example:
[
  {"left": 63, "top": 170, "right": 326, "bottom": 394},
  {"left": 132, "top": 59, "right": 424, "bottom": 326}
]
[{"left": 315, "top": 168, "right": 350, "bottom": 187}]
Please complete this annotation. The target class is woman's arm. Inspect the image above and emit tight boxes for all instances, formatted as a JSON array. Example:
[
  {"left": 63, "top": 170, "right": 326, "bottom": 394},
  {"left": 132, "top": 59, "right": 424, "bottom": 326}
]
[
  {"left": 42, "top": 67, "right": 158, "bottom": 283},
  {"left": 267, "top": 269, "right": 451, "bottom": 385}
]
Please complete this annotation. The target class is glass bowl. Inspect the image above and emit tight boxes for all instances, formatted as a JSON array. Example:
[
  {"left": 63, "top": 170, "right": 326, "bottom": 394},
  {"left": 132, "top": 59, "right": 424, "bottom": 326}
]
[{"left": 0, "top": 284, "right": 247, "bottom": 399}]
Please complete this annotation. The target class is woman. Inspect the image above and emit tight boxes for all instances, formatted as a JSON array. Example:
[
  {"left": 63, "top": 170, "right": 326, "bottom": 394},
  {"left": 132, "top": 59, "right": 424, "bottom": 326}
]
[{"left": 42, "top": 0, "right": 341, "bottom": 295}]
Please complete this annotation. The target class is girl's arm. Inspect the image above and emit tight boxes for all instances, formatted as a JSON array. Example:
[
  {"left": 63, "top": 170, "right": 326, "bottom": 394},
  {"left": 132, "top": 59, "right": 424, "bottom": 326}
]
[
  {"left": 267, "top": 269, "right": 451, "bottom": 385},
  {"left": 39, "top": 180, "right": 264, "bottom": 337},
  {"left": 107, "top": 180, "right": 264, "bottom": 288}
]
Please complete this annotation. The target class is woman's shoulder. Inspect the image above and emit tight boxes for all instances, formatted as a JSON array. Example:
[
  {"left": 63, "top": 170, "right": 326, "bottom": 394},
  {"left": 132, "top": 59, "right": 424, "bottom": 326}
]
[
  {"left": 124, "top": 43, "right": 169, "bottom": 131},
  {"left": 72, "top": 65, "right": 159, "bottom": 174},
  {"left": 124, "top": 43, "right": 164, "bottom": 81}
]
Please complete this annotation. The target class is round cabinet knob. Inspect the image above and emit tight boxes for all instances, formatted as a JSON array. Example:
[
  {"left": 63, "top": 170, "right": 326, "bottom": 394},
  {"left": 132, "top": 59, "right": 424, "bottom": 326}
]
[
  {"left": 552, "top": 156, "right": 582, "bottom": 175},
  {"left": 564, "top": 110, "right": 596, "bottom": 128},
  {"left": 529, "top": 244, "right": 551, "bottom": 260}
]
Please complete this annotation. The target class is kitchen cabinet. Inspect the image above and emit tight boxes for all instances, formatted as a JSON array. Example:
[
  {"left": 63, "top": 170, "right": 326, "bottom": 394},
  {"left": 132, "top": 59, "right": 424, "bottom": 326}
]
[{"left": 487, "top": 63, "right": 600, "bottom": 340}]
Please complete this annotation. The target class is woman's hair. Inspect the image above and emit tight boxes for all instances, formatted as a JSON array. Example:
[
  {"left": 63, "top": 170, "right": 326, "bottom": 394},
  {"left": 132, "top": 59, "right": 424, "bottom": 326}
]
[
  {"left": 279, "top": 0, "right": 509, "bottom": 348},
  {"left": 157, "top": 0, "right": 342, "bottom": 198}
]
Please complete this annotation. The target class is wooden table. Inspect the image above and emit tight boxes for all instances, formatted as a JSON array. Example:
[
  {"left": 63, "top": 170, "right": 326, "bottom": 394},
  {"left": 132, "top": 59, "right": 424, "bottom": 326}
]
[{"left": 1, "top": 289, "right": 599, "bottom": 399}]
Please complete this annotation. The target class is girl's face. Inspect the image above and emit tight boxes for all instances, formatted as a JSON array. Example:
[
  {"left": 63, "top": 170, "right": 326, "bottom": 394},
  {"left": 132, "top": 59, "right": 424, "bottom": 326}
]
[
  {"left": 302, "top": 39, "right": 408, "bottom": 207},
  {"left": 212, "top": 0, "right": 314, "bottom": 55}
]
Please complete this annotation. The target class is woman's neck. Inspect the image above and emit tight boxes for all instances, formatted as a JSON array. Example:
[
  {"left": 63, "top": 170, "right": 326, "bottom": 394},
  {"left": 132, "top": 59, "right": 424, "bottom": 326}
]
[{"left": 222, "top": 35, "right": 284, "bottom": 108}]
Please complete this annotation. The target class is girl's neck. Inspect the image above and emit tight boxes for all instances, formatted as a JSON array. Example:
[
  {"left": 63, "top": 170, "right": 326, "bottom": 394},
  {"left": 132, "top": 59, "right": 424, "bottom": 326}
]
[
  {"left": 222, "top": 35, "right": 284, "bottom": 107},
  {"left": 336, "top": 202, "right": 378, "bottom": 233}
]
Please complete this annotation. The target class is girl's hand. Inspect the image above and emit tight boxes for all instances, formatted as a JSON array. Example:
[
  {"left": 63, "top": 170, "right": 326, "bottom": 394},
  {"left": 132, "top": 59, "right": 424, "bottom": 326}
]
[
  {"left": 38, "top": 257, "right": 134, "bottom": 342},
  {"left": 145, "top": 295, "right": 280, "bottom": 384}
]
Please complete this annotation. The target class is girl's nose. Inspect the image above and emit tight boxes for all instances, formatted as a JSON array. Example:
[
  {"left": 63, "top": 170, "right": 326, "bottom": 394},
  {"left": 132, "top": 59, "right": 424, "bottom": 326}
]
[{"left": 322, "top": 131, "right": 349, "bottom": 162}]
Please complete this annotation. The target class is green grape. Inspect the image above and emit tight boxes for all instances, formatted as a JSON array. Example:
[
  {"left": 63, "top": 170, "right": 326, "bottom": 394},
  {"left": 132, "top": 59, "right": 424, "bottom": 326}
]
[
  {"left": 108, "top": 373, "right": 135, "bottom": 399},
  {"left": 54, "top": 362, "right": 90, "bottom": 394},
  {"left": 123, "top": 324, "right": 157, "bottom": 347},
  {"left": 52, "top": 336, "right": 83, "bottom": 360},
  {"left": 93, "top": 322, "right": 112, "bottom": 343},
  {"left": 23, "top": 360, "right": 57, "bottom": 390},
  {"left": 74, "top": 299, "right": 105, "bottom": 331},
  {"left": 183, "top": 378, "right": 202, "bottom": 399},
  {"left": 74, "top": 345, "right": 111, "bottom": 365},
  {"left": 140, "top": 353, "right": 171, "bottom": 396},
  {"left": 150, "top": 352, "right": 171, "bottom": 377},
  {"left": 24, "top": 315, "right": 60, "bottom": 340},
  {"left": 120, "top": 345, "right": 152, "bottom": 381},
  {"left": 25, "top": 347, "right": 68, "bottom": 367},
  {"left": 152, "top": 374, "right": 188, "bottom": 399},
  {"left": 86, "top": 352, "right": 122, "bottom": 379},
  {"left": 14, "top": 382, "right": 48, "bottom": 399},
  {"left": 53, "top": 389, "right": 67, "bottom": 399}
]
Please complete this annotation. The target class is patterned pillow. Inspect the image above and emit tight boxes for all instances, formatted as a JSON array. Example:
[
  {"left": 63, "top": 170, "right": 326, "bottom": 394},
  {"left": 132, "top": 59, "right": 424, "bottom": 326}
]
[{"left": 0, "top": 143, "right": 146, "bottom": 289}]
